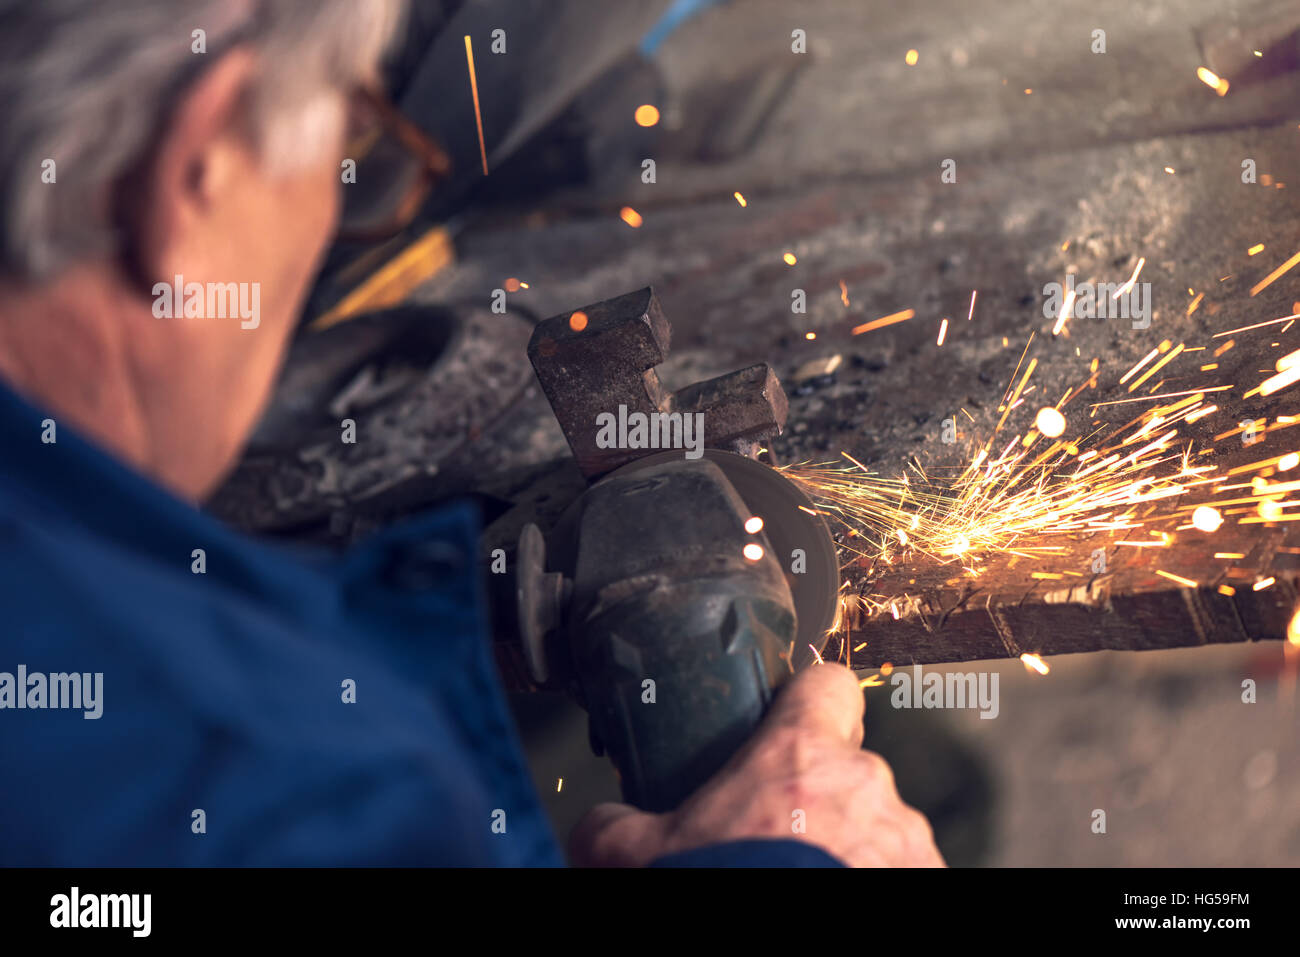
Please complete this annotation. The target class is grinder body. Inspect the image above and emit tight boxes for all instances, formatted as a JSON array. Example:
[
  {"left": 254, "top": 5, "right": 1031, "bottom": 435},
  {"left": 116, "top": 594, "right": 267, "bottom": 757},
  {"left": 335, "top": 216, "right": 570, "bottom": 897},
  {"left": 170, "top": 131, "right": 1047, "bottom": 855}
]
[
  {"left": 519, "top": 451, "right": 838, "bottom": 812},
  {"left": 567, "top": 457, "right": 796, "bottom": 811}
]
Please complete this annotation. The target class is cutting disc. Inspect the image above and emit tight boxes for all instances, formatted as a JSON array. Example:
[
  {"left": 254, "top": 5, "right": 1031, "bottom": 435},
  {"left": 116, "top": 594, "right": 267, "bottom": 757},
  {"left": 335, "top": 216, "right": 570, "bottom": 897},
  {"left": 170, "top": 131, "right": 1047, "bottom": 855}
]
[{"left": 604, "top": 449, "right": 840, "bottom": 669}]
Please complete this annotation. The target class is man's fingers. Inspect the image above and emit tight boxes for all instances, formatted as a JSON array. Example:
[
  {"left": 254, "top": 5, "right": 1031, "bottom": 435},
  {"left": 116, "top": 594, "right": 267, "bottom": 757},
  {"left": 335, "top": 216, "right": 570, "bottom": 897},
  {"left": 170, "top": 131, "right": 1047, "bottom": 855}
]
[
  {"left": 763, "top": 662, "right": 866, "bottom": 746},
  {"left": 568, "top": 802, "right": 660, "bottom": 867}
]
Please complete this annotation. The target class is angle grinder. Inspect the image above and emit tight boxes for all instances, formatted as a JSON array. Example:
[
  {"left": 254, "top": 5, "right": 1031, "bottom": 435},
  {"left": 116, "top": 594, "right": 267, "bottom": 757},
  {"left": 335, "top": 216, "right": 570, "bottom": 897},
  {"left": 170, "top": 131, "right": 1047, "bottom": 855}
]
[{"left": 515, "top": 449, "right": 840, "bottom": 812}]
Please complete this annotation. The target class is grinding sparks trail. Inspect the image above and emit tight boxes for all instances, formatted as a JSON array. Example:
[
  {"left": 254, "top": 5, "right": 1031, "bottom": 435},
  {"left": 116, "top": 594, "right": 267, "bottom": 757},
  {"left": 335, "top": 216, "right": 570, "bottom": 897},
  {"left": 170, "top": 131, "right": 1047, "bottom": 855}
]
[
  {"left": 780, "top": 337, "right": 1234, "bottom": 573},
  {"left": 779, "top": 221, "right": 1300, "bottom": 653}
]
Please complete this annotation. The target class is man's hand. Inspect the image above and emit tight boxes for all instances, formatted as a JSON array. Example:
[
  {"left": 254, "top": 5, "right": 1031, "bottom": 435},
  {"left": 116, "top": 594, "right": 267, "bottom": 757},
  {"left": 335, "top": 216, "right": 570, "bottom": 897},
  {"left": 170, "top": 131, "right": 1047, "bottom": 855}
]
[{"left": 569, "top": 663, "right": 946, "bottom": 867}]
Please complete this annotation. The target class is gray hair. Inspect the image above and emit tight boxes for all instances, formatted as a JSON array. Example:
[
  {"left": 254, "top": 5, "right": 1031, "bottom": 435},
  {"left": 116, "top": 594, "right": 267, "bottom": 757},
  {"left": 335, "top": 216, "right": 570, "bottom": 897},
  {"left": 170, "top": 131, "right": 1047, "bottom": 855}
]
[{"left": 0, "top": 0, "right": 406, "bottom": 279}]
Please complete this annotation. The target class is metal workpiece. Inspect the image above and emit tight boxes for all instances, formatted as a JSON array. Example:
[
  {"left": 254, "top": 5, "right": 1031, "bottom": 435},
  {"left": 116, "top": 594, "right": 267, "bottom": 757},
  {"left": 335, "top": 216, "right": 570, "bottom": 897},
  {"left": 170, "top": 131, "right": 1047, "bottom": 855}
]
[
  {"left": 669, "top": 362, "right": 789, "bottom": 460},
  {"left": 527, "top": 287, "right": 788, "bottom": 477}
]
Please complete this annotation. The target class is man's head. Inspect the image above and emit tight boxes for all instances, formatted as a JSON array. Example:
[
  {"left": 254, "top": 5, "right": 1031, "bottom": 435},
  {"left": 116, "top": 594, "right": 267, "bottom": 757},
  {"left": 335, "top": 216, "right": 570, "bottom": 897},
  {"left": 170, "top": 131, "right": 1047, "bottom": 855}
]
[{"left": 0, "top": 0, "right": 405, "bottom": 499}]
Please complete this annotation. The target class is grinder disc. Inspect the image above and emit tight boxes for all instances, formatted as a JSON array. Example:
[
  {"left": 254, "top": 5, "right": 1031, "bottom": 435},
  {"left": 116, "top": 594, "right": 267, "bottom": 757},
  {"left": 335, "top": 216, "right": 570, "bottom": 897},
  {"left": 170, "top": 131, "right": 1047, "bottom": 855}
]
[{"left": 605, "top": 450, "right": 840, "bottom": 670}]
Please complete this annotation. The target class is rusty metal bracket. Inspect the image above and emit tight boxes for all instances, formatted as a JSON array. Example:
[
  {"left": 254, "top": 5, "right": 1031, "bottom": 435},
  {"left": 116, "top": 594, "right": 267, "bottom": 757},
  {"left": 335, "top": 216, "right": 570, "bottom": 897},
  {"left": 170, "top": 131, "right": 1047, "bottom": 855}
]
[{"left": 527, "top": 286, "right": 788, "bottom": 477}]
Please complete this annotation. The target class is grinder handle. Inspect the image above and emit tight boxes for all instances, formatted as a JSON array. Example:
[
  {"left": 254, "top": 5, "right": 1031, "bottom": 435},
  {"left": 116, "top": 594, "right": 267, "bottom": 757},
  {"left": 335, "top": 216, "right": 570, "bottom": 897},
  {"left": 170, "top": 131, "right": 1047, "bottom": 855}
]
[{"left": 581, "top": 593, "right": 794, "bottom": 813}]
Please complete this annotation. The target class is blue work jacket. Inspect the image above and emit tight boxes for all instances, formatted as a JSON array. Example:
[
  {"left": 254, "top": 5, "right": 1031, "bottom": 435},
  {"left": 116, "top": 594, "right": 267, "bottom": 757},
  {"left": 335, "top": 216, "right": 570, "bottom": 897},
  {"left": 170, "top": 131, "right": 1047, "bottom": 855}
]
[{"left": 0, "top": 381, "right": 838, "bottom": 867}]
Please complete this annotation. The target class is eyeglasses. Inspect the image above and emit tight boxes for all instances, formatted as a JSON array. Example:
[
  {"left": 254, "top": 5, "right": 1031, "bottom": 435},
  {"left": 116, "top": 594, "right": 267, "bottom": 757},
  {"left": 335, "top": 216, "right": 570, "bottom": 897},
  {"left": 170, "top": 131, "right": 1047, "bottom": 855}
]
[{"left": 335, "top": 85, "right": 452, "bottom": 244}]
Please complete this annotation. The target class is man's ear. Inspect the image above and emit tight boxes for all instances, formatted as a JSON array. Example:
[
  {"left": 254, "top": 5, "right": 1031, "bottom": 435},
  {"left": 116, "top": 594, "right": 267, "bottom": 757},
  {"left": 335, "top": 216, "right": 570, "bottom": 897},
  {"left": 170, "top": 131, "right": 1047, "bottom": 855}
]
[{"left": 131, "top": 48, "right": 259, "bottom": 280}]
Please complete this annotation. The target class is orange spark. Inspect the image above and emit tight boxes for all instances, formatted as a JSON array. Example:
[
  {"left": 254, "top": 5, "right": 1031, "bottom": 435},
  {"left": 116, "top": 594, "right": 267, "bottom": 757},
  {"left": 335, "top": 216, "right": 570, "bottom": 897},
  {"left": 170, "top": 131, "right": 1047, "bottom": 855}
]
[
  {"left": 1256, "top": 364, "right": 1300, "bottom": 397},
  {"left": 1214, "top": 315, "right": 1300, "bottom": 337},
  {"left": 1250, "top": 251, "right": 1300, "bottom": 297},
  {"left": 996, "top": 357, "right": 1038, "bottom": 431},
  {"left": 1128, "top": 343, "right": 1184, "bottom": 393},
  {"left": 1114, "top": 257, "right": 1146, "bottom": 298},
  {"left": 1053, "top": 288, "right": 1076, "bottom": 335},
  {"left": 463, "top": 36, "right": 489, "bottom": 176},
  {"left": 1020, "top": 653, "right": 1049, "bottom": 675},
  {"left": 1191, "top": 505, "right": 1223, "bottom": 532},
  {"left": 852, "top": 308, "right": 914, "bottom": 336},
  {"left": 1196, "top": 66, "right": 1230, "bottom": 95},
  {"left": 1035, "top": 406, "right": 1066, "bottom": 437},
  {"left": 1121, "top": 346, "right": 1161, "bottom": 384}
]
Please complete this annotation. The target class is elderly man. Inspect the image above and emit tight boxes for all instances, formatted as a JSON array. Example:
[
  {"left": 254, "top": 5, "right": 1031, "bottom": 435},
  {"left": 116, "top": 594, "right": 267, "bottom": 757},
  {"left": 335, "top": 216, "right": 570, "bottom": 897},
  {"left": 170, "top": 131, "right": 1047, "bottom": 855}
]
[{"left": 0, "top": 0, "right": 942, "bottom": 867}]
